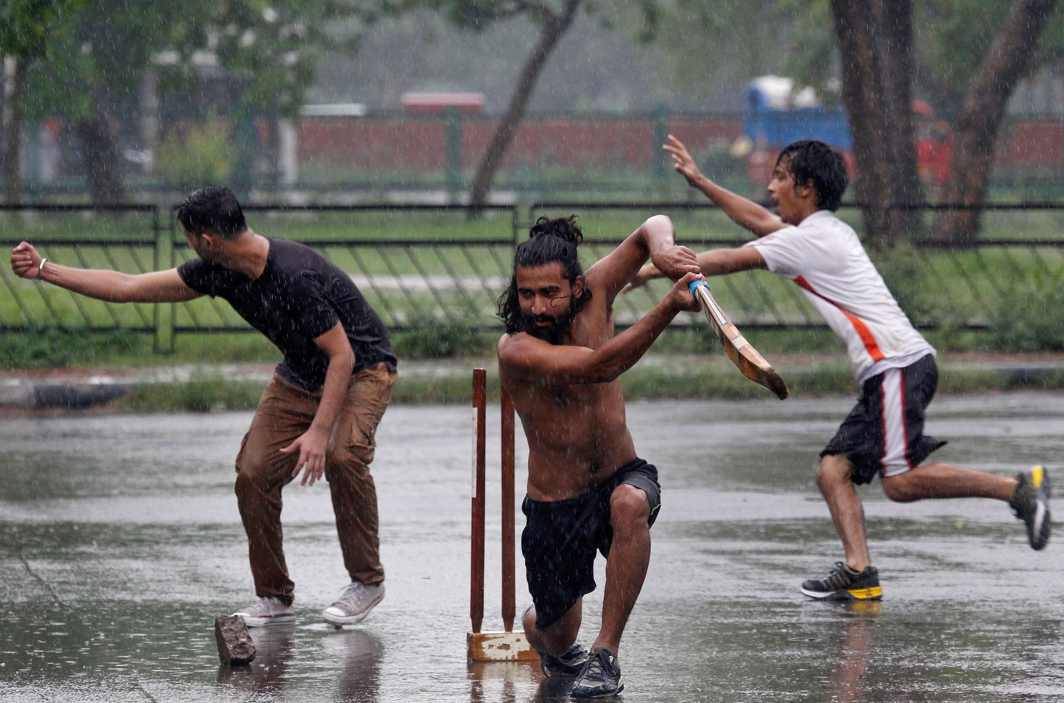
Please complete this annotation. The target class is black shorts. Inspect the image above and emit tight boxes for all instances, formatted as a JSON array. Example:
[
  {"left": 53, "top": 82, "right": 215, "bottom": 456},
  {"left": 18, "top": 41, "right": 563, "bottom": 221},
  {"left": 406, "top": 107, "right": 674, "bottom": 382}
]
[
  {"left": 821, "top": 353, "right": 947, "bottom": 485},
  {"left": 521, "top": 458, "right": 661, "bottom": 630}
]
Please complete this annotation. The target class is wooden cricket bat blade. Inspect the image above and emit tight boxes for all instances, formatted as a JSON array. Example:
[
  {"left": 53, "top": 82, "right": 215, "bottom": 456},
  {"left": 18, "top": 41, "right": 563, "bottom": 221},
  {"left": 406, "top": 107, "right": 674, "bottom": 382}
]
[{"left": 690, "top": 280, "right": 789, "bottom": 400}]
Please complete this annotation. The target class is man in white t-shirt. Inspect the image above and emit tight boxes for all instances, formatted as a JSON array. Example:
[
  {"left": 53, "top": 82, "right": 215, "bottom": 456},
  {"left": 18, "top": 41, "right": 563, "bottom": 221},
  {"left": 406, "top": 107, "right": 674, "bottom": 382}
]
[{"left": 633, "top": 135, "right": 1051, "bottom": 601}]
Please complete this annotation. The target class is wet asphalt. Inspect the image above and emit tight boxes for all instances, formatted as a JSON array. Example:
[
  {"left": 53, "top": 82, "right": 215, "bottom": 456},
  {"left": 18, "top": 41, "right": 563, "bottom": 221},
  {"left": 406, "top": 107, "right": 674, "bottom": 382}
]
[{"left": 1, "top": 392, "right": 1063, "bottom": 702}]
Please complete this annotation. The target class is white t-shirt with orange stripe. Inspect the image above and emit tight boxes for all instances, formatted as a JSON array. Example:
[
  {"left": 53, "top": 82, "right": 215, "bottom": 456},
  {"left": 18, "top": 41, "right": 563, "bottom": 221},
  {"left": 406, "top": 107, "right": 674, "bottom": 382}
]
[{"left": 747, "top": 210, "right": 934, "bottom": 384}]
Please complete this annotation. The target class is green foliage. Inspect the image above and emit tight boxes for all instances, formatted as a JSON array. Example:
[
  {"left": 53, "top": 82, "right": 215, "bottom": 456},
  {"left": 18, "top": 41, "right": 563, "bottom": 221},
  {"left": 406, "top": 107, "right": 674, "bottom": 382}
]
[
  {"left": 913, "top": 1, "right": 1064, "bottom": 118},
  {"left": 875, "top": 243, "right": 962, "bottom": 330},
  {"left": 120, "top": 377, "right": 263, "bottom": 413},
  {"left": 0, "top": 329, "right": 141, "bottom": 368},
  {"left": 391, "top": 315, "right": 491, "bottom": 358},
  {"left": 25, "top": 1, "right": 380, "bottom": 133},
  {"left": 156, "top": 122, "right": 236, "bottom": 189},
  {"left": 653, "top": 0, "right": 1064, "bottom": 126},
  {"left": 655, "top": 0, "right": 830, "bottom": 103},
  {"left": 208, "top": 1, "right": 373, "bottom": 118},
  {"left": 987, "top": 282, "right": 1064, "bottom": 352},
  {"left": 0, "top": 0, "right": 84, "bottom": 59}
]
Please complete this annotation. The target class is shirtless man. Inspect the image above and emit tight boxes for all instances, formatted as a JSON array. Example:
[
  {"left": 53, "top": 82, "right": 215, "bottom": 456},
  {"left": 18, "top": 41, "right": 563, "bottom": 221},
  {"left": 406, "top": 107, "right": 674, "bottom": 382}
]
[{"left": 497, "top": 215, "right": 700, "bottom": 698}]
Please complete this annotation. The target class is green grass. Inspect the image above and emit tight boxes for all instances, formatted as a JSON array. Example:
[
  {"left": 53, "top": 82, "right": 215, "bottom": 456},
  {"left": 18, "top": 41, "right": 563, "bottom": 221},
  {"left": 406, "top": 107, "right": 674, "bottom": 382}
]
[
  {"left": 0, "top": 327, "right": 503, "bottom": 368},
  {"left": 103, "top": 360, "right": 1064, "bottom": 414}
]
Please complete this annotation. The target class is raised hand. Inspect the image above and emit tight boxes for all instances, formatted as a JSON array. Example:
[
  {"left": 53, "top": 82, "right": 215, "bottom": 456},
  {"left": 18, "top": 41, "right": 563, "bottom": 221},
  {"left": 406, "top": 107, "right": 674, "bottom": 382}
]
[{"left": 663, "top": 134, "right": 703, "bottom": 186}]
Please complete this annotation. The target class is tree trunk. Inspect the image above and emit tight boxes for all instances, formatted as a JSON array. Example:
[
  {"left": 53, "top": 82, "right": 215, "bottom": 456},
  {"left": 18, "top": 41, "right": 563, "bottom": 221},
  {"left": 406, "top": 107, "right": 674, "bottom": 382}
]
[
  {"left": 467, "top": 0, "right": 581, "bottom": 215},
  {"left": 0, "top": 55, "right": 5, "bottom": 179},
  {"left": 879, "top": 0, "right": 923, "bottom": 240},
  {"left": 934, "top": 0, "right": 1057, "bottom": 243},
  {"left": 831, "top": 0, "right": 921, "bottom": 249},
  {"left": 76, "top": 102, "right": 127, "bottom": 204},
  {"left": 3, "top": 57, "right": 27, "bottom": 204}
]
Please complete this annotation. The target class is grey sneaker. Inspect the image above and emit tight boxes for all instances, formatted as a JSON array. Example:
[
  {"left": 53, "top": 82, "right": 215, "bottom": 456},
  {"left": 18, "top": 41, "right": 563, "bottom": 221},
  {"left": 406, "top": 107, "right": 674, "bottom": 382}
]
[
  {"left": 571, "top": 647, "right": 623, "bottom": 698},
  {"left": 322, "top": 581, "right": 385, "bottom": 626},
  {"left": 1010, "top": 465, "right": 1051, "bottom": 550},
  {"left": 232, "top": 596, "right": 295, "bottom": 628},
  {"left": 536, "top": 642, "right": 589, "bottom": 678},
  {"left": 800, "top": 562, "right": 882, "bottom": 601}
]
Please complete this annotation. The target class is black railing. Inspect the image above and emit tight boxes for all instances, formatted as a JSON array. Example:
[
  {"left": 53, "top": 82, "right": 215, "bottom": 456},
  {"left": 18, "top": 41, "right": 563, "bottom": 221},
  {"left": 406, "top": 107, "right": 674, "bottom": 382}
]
[{"left": 1, "top": 202, "right": 1063, "bottom": 352}]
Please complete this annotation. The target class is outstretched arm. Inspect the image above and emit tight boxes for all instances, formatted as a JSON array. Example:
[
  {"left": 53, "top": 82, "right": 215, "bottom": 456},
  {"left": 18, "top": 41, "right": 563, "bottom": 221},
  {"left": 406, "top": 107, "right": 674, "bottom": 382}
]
[
  {"left": 584, "top": 214, "right": 699, "bottom": 304},
  {"left": 10, "top": 241, "right": 200, "bottom": 303},
  {"left": 499, "top": 272, "right": 702, "bottom": 385},
  {"left": 664, "top": 134, "right": 786, "bottom": 238},
  {"left": 629, "top": 246, "right": 766, "bottom": 289}
]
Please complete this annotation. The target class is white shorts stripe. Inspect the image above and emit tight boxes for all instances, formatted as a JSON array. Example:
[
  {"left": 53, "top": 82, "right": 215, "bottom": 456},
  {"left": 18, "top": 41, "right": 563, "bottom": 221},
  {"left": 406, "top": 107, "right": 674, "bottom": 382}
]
[{"left": 879, "top": 368, "right": 911, "bottom": 476}]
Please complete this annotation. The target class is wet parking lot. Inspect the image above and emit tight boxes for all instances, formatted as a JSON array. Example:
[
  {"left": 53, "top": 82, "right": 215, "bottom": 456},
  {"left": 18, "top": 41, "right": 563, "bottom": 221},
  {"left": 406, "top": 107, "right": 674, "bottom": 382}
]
[{"left": 1, "top": 392, "right": 1063, "bottom": 701}]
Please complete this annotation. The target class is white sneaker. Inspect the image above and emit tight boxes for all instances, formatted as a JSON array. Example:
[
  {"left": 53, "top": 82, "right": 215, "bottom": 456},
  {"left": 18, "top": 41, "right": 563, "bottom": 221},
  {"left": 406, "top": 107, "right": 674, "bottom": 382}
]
[
  {"left": 322, "top": 581, "right": 385, "bottom": 626},
  {"left": 232, "top": 596, "right": 295, "bottom": 627}
]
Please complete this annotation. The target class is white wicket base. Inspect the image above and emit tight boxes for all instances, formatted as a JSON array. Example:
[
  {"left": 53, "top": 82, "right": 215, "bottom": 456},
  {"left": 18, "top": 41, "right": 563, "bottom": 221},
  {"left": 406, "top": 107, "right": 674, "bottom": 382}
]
[{"left": 467, "top": 631, "right": 538, "bottom": 663}]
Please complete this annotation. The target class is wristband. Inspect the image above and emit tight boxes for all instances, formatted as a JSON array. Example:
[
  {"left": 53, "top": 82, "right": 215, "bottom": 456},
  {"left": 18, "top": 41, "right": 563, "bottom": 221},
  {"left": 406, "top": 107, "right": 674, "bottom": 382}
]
[{"left": 37, "top": 257, "right": 48, "bottom": 279}]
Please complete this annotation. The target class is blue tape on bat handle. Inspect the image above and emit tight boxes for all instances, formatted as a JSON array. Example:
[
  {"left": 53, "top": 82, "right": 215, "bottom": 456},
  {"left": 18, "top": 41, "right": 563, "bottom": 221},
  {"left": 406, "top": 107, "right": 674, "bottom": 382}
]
[{"left": 688, "top": 279, "right": 708, "bottom": 295}]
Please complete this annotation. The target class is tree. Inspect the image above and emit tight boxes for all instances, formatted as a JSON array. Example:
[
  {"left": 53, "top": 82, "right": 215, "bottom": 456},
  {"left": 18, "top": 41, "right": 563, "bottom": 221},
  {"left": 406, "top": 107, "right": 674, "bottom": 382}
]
[
  {"left": 826, "top": 0, "right": 1062, "bottom": 242},
  {"left": 421, "top": 1, "right": 664, "bottom": 213},
  {"left": 26, "top": 1, "right": 376, "bottom": 203},
  {"left": 932, "top": 0, "right": 1059, "bottom": 242},
  {"left": 829, "top": 0, "right": 922, "bottom": 248},
  {"left": 0, "top": 0, "right": 84, "bottom": 203},
  {"left": 656, "top": 1, "right": 1064, "bottom": 244},
  {"left": 206, "top": 1, "right": 375, "bottom": 195},
  {"left": 434, "top": 1, "right": 582, "bottom": 212},
  {"left": 25, "top": 2, "right": 198, "bottom": 203}
]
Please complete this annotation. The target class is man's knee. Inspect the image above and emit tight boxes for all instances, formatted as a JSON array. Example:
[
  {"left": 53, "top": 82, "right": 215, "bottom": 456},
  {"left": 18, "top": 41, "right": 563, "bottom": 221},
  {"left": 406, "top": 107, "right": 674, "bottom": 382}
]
[
  {"left": 326, "top": 442, "right": 374, "bottom": 471},
  {"left": 816, "top": 455, "right": 852, "bottom": 491},
  {"left": 610, "top": 484, "right": 650, "bottom": 530},
  {"left": 234, "top": 449, "right": 285, "bottom": 503},
  {"left": 324, "top": 446, "right": 376, "bottom": 486},
  {"left": 234, "top": 468, "right": 268, "bottom": 507},
  {"left": 881, "top": 473, "right": 919, "bottom": 503},
  {"left": 522, "top": 605, "right": 539, "bottom": 639}
]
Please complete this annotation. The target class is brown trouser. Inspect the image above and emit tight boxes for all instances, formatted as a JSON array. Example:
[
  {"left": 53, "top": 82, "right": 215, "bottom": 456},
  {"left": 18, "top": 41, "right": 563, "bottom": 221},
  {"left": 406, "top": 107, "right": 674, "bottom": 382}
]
[{"left": 234, "top": 364, "right": 395, "bottom": 605}]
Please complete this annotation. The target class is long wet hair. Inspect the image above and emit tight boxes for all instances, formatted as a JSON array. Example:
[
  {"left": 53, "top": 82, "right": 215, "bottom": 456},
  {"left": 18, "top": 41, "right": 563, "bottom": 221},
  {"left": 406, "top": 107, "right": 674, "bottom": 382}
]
[{"left": 497, "top": 216, "right": 592, "bottom": 334}]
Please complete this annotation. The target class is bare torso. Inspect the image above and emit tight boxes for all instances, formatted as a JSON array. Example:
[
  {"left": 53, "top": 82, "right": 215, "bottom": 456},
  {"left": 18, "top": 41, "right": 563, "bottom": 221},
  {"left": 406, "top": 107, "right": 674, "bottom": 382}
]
[{"left": 499, "top": 285, "right": 637, "bottom": 501}]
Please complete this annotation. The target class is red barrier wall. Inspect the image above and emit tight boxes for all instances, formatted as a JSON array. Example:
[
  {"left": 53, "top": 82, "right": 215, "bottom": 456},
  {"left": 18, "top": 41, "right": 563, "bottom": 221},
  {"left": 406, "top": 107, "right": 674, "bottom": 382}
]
[{"left": 297, "top": 114, "right": 1063, "bottom": 174}]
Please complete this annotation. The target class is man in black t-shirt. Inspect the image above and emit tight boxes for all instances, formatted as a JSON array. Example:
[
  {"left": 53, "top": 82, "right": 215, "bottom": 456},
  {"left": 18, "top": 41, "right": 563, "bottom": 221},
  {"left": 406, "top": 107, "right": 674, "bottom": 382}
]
[{"left": 10, "top": 186, "right": 397, "bottom": 628}]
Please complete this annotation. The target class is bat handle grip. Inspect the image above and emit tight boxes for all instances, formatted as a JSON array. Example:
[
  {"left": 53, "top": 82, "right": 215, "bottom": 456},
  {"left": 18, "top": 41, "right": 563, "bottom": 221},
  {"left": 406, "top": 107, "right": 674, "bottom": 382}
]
[{"left": 688, "top": 278, "right": 709, "bottom": 295}]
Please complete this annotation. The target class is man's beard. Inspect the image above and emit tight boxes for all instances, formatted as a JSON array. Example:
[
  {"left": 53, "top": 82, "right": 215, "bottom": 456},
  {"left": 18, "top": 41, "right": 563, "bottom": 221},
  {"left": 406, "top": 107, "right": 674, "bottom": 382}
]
[{"left": 519, "top": 308, "right": 574, "bottom": 345}]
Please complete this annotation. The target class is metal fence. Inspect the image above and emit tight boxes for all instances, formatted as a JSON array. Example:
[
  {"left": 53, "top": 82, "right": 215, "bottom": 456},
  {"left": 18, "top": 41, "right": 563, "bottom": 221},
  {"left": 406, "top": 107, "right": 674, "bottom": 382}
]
[{"left": 2, "top": 202, "right": 1063, "bottom": 353}]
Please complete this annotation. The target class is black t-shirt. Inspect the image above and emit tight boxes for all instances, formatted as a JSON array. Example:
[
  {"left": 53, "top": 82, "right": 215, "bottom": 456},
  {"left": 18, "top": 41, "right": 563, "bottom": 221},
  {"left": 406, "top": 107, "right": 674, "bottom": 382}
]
[{"left": 178, "top": 238, "right": 397, "bottom": 390}]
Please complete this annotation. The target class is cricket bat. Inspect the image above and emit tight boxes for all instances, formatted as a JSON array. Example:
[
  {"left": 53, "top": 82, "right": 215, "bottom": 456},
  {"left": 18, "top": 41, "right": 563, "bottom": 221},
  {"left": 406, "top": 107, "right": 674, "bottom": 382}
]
[{"left": 689, "top": 279, "right": 789, "bottom": 400}]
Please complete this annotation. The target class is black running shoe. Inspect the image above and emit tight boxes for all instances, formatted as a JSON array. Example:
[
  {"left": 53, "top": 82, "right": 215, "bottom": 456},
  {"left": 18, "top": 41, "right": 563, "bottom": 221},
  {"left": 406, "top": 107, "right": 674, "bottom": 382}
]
[
  {"left": 570, "top": 648, "right": 623, "bottom": 698},
  {"left": 800, "top": 562, "right": 882, "bottom": 601},
  {"left": 1010, "top": 465, "right": 1051, "bottom": 551},
  {"left": 536, "top": 642, "right": 588, "bottom": 678}
]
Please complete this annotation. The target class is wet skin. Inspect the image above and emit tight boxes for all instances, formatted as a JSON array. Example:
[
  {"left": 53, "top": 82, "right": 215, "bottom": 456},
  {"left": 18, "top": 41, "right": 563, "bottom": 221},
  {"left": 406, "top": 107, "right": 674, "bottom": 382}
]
[{"left": 499, "top": 262, "right": 637, "bottom": 501}]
